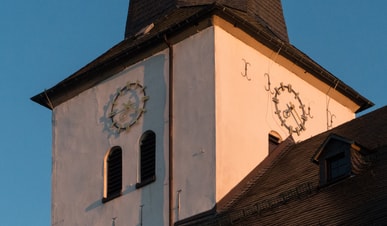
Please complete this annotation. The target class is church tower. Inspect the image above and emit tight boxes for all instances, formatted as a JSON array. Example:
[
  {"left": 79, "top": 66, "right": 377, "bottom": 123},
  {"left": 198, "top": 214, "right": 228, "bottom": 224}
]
[{"left": 32, "top": 1, "right": 372, "bottom": 225}]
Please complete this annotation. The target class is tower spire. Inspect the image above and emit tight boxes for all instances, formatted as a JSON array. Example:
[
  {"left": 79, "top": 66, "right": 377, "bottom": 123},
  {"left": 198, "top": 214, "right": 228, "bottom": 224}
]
[{"left": 125, "top": 0, "right": 289, "bottom": 41}]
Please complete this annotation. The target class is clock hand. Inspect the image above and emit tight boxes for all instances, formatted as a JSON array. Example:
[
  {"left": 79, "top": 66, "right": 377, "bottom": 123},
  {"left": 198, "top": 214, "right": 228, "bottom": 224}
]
[
  {"left": 290, "top": 102, "right": 302, "bottom": 122},
  {"left": 123, "top": 101, "right": 135, "bottom": 110},
  {"left": 287, "top": 102, "right": 306, "bottom": 133},
  {"left": 109, "top": 102, "right": 135, "bottom": 117},
  {"left": 287, "top": 102, "right": 301, "bottom": 126},
  {"left": 291, "top": 102, "right": 307, "bottom": 130},
  {"left": 283, "top": 104, "right": 292, "bottom": 119}
]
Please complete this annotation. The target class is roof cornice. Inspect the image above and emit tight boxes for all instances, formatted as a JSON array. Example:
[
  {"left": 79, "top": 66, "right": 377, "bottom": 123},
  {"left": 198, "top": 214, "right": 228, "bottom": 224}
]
[{"left": 31, "top": 4, "right": 373, "bottom": 112}]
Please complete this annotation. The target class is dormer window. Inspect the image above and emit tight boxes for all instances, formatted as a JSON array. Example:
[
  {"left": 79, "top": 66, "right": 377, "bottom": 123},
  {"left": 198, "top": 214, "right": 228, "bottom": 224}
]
[
  {"left": 326, "top": 152, "right": 351, "bottom": 182},
  {"left": 312, "top": 134, "right": 354, "bottom": 186}
]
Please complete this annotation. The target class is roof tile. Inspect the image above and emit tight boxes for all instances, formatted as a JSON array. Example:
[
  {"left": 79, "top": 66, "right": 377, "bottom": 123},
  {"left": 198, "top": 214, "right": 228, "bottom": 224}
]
[{"left": 177, "top": 106, "right": 387, "bottom": 225}]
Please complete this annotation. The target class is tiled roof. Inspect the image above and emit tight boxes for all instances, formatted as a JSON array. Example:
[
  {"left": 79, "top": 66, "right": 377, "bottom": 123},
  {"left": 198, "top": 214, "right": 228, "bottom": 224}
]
[
  {"left": 216, "top": 136, "right": 296, "bottom": 213},
  {"left": 125, "top": 0, "right": 288, "bottom": 41},
  {"left": 125, "top": 0, "right": 176, "bottom": 38},
  {"left": 176, "top": 106, "right": 387, "bottom": 225},
  {"left": 31, "top": 3, "right": 373, "bottom": 112}
]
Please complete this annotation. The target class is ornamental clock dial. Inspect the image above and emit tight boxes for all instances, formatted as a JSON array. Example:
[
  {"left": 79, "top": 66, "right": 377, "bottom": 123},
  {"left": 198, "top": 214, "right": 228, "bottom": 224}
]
[
  {"left": 109, "top": 81, "right": 149, "bottom": 132},
  {"left": 272, "top": 83, "right": 307, "bottom": 135}
]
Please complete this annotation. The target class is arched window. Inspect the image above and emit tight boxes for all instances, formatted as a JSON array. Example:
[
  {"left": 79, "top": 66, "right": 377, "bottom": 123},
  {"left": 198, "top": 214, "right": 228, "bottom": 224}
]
[
  {"left": 136, "top": 130, "right": 156, "bottom": 188},
  {"left": 102, "top": 146, "right": 122, "bottom": 203},
  {"left": 269, "top": 131, "right": 282, "bottom": 154}
]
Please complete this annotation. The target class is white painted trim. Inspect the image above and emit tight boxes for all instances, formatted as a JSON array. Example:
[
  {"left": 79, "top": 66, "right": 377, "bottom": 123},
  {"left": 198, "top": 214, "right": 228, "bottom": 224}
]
[{"left": 103, "top": 148, "right": 110, "bottom": 198}]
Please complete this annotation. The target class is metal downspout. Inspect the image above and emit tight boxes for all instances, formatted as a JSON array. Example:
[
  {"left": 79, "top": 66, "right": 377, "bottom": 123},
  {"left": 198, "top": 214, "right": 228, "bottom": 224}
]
[{"left": 164, "top": 34, "right": 174, "bottom": 226}]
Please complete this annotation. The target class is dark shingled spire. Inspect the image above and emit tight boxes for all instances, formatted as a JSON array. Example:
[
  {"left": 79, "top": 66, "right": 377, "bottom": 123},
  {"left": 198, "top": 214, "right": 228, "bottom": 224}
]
[{"left": 125, "top": 0, "right": 289, "bottom": 41}]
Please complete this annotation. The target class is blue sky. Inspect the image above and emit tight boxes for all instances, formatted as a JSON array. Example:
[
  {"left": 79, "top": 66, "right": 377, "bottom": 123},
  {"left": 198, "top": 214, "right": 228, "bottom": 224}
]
[{"left": 1, "top": 1, "right": 386, "bottom": 225}]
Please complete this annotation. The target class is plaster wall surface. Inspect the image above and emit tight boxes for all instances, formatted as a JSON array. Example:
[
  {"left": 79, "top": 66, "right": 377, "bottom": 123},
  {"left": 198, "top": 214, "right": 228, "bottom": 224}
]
[
  {"left": 50, "top": 22, "right": 357, "bottom": 225},
  {"left": 213, "top": 25, "right": 355, "bottom": 201},
  {"left": 172, "top": 26, "right": 217, "bottom": 221},
  {"left": 52, "top": 27, "right": 218, "bottom": 225},
  {"left": 51, "top": 51, "right": 169, "bottom": 226}
]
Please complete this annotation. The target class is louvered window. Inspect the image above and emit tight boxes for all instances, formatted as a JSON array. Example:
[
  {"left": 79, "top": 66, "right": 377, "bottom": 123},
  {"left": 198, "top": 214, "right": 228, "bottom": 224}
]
[
  {"left": 102, "top": 146, "right": 122, "bottom": 203},
  {"left": 136, "top": 131, "right": 156, "bottom": 188}
]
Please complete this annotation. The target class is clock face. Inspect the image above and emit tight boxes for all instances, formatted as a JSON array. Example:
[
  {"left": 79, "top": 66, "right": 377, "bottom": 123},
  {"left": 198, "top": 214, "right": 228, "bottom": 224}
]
[
  {"left": 109, "top": 81, "right": 149, "bottom": 132},
  {"left": 272, "top": 83, "right": 307, "bottom": 135}
]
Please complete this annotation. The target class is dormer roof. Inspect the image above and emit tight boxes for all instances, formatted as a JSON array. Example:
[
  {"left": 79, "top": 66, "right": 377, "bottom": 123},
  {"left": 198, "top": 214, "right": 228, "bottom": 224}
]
[{"left": 312, "top": 134, "right": 354, "bottom": 164}]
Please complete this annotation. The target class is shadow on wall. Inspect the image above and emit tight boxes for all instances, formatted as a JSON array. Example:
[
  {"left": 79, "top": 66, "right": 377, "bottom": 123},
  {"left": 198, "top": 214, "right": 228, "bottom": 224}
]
[
  {"left": 139, "top": 54, "right": 168, "bottom": 226},
  {"left": 84, "top": 54, "right": 168, "bottom": 226}
]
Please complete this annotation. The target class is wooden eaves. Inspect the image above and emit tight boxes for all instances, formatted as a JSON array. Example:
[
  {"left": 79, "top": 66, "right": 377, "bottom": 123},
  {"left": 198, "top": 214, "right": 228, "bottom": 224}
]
[{"left": 31, "top": 3, "right": 373, "bottom": 113}]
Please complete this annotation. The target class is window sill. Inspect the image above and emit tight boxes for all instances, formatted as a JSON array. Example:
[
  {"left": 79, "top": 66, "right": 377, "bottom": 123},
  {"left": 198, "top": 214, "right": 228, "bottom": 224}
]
[
  {"left": 136, "top": 176, "right": 156, "bottom": 189},
  {"left": 319, "top": 174, "right": 352, "bottom": 188},
  {"left": 102, "top": 192, "right": 122, "bottom": 203}
]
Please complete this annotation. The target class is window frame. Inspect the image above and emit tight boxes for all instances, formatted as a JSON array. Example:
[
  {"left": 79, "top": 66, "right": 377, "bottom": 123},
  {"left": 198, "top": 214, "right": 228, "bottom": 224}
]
[
  {"left": 268, "top": 131, "right": 282, "bottom": 154},
  {"left": 136, "top": 130, "right": 156, "bottom": 188},
  {"left": 102, "top": 146, "right": 123, "bottom": 203},
  {"left": 325, "top": 152, "right": 351, "bottom": 183},
  {"left": 313, "top": 135, "right": 353, "bottom": 187}
]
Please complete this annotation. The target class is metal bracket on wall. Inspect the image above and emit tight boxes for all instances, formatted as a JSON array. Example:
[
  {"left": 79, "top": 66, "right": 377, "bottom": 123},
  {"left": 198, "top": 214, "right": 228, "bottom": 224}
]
[
  {"left": 139, "top": 205, "right": 144, "bottom": 226},
  {"left": 264, "top": 73, "right": 274, "bottom": 94},
  {"left": 241, "top": 59, "right": 251, "bottom": 81},
  {"left": 327, "top": 110, "right": 336, "bottom": 129},
  {"left": 177, "top": 190, "right": 182, "bottom": 220},
  {"left": 307, "top": 106, "right": 313, "bottom": 119}
]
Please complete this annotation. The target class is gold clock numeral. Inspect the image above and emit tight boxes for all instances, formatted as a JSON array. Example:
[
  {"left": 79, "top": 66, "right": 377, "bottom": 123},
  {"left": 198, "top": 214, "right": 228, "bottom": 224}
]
[
  {"left": 137, "top": 108, "right": 146, "bottom": 114},
  {"left": 126, "top": 81, "right": 132, "bottom": 89},
  {"left": 125, "top": 125, "right": 131, "bottom": 132},
  {"left": 279, "top": 82, "right": 285, "bottom": 90},
  {"left": 287, "top": 84, "right": 292, "bottom": 92},
  {"left": 272, "top": 83, "right": 308, "bottom": 136},
  {"left": 295, "top": 127, "right": 300, "bottom": 136},
  {"left": 135, "top": 80, "right": 141, "bottom": 88},
  {"left": 111, "top": 121, "right": 119, "bottom": 129},
  {"left": 288, "top": 125, "right": 293, "bottom": 134},
  {"left": 274, "top": 87, "right": 280, "bottom": 95},
  {"left": 108, "top": 81, "right": 149, "bottom": 133}
]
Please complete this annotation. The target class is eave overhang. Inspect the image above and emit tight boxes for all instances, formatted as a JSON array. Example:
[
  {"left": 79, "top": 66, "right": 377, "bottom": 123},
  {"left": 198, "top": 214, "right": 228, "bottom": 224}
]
[{"left": 31, "top": 3, "right": 373, "bottom": 113}]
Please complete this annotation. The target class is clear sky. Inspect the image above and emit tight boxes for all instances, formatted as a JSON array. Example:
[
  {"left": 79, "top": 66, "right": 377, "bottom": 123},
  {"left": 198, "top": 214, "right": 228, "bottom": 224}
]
[{"left": 1, "top": 1, "right": 386, "bottom": 225}]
